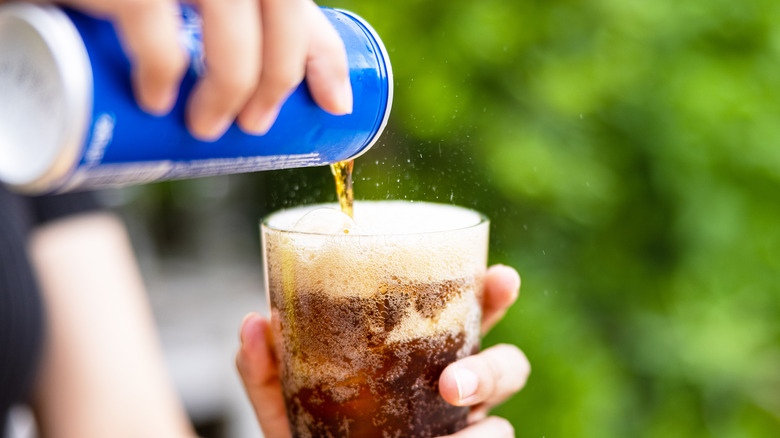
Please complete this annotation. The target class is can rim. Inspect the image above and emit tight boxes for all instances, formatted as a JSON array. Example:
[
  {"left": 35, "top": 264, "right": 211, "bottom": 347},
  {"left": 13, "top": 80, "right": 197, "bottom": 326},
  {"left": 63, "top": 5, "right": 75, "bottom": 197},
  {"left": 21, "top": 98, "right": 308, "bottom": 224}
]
[
  {"left": 334, "top": 9, "right": 393, "bottom": 161},
  {"left": 0, "top": 3, "right": 92, "bottom": 194}
]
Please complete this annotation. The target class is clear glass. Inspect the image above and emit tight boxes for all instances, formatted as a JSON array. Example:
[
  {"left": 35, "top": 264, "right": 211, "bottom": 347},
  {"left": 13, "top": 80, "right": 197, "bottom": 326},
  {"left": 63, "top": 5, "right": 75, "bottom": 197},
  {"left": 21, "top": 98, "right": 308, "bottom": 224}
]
[{"left": 261, "top": 201, "right": 489, "bottom": 438}]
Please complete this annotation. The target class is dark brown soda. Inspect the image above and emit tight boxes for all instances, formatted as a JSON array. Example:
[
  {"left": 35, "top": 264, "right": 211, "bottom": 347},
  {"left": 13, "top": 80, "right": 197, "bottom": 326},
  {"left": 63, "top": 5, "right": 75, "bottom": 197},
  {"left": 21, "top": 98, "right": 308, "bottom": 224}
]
[{"left": 270, "top": 278, "right": 480, "bottom": 438}]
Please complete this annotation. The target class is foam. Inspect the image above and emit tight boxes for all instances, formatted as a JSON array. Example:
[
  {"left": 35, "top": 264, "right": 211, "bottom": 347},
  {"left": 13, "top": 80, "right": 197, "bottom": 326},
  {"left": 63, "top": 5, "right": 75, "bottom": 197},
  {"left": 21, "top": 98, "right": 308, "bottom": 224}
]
[
  {"left": 263, "top": 201, "right": 489, "bottom": 347},
  {"left": 266, "top": 201, "right": 484, "bottom": 235},
  {"left": 292, "top": 207, "right": 357, "bottom": 234},
  {"left": 384, "top": 284, "right": 482, "bottom": 343},
  {"left": 264, "top": 202, "right": 487, "bottom": 294}
]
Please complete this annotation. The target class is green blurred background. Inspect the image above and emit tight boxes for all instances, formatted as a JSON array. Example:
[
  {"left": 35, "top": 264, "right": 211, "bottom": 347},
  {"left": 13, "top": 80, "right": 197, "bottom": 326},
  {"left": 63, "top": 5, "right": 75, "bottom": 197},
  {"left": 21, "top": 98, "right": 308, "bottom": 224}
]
[{"left": 123, "top": 0, "right": 780, "bottom": 436}]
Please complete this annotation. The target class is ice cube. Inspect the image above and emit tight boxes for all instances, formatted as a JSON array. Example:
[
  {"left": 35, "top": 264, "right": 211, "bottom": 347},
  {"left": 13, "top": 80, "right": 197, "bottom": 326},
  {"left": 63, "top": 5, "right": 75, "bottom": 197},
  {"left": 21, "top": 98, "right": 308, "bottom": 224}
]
[{"left": 293, "top": 208, "right": 356, "bottom": 234}]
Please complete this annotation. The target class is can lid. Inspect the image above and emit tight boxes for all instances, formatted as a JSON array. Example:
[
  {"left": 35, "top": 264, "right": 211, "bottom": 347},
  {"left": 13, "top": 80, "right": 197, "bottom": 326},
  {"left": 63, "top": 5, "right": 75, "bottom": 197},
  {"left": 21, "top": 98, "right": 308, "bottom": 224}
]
[{"left": 0, "top": 3, "right": 91, "bottom": 193}]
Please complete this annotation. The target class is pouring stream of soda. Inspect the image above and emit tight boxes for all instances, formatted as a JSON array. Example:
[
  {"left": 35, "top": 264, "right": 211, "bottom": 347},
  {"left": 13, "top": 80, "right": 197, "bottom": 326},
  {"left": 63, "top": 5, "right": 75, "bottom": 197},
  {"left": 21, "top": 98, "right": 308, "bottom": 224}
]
[{"left": 330, "top": 160, "right": 354, "bottom": 218}]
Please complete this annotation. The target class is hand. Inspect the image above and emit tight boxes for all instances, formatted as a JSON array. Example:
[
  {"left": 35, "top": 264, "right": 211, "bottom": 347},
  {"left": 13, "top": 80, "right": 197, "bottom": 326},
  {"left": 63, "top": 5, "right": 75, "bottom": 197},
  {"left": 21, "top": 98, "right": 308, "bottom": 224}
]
[
  {"left": 436, "top": 264, "right": 529, "bottom": 437},
  {"left": 236, "top": 264, "right": 529, "bottom": 438},
  {"left": 15, "top": 0, "right": 352, "bottom": 140}
]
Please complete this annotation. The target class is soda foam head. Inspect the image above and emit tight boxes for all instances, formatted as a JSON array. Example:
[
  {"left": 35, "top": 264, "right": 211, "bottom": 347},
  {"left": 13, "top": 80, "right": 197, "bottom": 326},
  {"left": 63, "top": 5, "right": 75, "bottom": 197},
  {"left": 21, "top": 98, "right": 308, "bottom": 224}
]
[
  {"left": 263, "top": 201, "right": 489, "bottom": 299},
  {"left": 269, "top": 200, "right": 484, "bottom": 235},
  {"left": 292, "top": 207, "right": 357, "bottom": 234}
]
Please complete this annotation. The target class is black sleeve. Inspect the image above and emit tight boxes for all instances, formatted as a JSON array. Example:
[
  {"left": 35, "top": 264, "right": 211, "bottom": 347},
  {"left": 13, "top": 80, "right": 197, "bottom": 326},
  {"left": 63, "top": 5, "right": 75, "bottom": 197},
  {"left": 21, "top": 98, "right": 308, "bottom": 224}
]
[
  {"left": 0, "top": 187, "right": 45, "bottom": 420},
  {"left": 0, "top": 187, "right": 103, "bottom": 423},
  {"left": 28, "top": 190, "right": 103, "bottom": 226}
]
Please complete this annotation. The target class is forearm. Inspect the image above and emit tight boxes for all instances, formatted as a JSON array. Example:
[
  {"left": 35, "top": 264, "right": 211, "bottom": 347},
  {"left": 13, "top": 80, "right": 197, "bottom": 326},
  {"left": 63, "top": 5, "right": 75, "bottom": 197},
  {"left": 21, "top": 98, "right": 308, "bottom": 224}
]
[{"left": 29, "top": 212, "right": 196, "bottom": 438}]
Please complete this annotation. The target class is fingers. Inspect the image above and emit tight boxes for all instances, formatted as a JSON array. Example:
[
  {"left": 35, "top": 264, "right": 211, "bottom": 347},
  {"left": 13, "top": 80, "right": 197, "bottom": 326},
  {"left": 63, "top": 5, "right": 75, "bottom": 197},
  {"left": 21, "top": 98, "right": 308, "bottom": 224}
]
[
  {"left": 187, "top": 0, "right": 261, "bottom": 140},
  {"left": 237, "top": 0, "right": 307, "bottom": 135},
  {"left": 55, "top": 0, "right": 186, "bottom": 114},
  {"left": 111, "top": 0, "right": 188, "bottom": 114},
  {"left": 62, "top": 0, "right": 350, "bottom": 138},
  {"left": 439, "top": 344, "right": 530, "bottom": 410},
  {"left": 438, "top": 417, "right": 515, "bottom": 438},
  {"left": 302, "top": 3, "right": 352, "bottom": 116},
  {"left": 235, "top": 313, "right": 292, "bottom": 438},
  {"left": 481, "top": 264, "right": 521, "bottom": 334}
]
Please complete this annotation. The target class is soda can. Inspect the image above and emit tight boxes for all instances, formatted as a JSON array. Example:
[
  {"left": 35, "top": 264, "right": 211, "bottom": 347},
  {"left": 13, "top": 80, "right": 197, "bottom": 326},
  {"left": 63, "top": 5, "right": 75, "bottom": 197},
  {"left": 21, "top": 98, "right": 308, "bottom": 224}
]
[{"left": 0, "top": 3, "right": 392, "bottom": 194}]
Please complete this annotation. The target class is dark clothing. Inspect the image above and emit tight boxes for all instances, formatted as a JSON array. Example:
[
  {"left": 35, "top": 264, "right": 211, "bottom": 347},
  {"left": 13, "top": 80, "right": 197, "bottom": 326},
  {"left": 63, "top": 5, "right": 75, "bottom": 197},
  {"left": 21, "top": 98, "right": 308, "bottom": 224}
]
[{"left": 0, "top": 186, "right": 100, "bottom": 431}]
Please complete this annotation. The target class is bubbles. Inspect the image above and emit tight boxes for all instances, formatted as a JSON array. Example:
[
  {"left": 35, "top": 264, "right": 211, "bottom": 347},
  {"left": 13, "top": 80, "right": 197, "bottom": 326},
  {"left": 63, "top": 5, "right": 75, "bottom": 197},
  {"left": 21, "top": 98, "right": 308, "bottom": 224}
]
[
  {"left": 264, "top": 201, "right": 490, "bottom": 306},
  {"left": 265, "top": 201, "right": 488, "bottom": 437},
  {"left": 293, "top": 207, "right": 356, "bottom": 234},
  {"left": 268, "top": 201, "right": 483, "bottom": 236}
]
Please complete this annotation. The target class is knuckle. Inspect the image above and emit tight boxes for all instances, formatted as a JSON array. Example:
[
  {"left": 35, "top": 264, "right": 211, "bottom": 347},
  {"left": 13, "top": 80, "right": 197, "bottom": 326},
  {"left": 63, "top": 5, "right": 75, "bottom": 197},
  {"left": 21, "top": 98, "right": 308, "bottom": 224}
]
[
  {"left": 308, "top": 20, "right": 348, "bottom": 72},
  {"left": 312, "top": 47, "right": 348, "bottom": 80},
  {"left": 118, "top": 0, "right": 163, "bottom": 14},
  {"left": 501, "top": 344, "right": 531, "bottom": 378},
  {"left": 141, "top": 50, "right": 188, "bottom": 82},
  {"left": 210, "top": 68, "right": 258, "bottom": 100},
  {"left": 260, "top": 0, "right": 286, "bottom": 8},
  {"left": 334, "top": 54, "right": 349, "bottom": 78},
  {"left": 483, "top": 353, "right": 505, "bottom": 393},
  {"left": 201, "top": 0, "right": 249, "bottom": 8},
  {"left": 260, "top": 67, "right": 305, "bottom": 98},
  {"left": 477, "top": 344, "right": 530, "bottom": 394}
]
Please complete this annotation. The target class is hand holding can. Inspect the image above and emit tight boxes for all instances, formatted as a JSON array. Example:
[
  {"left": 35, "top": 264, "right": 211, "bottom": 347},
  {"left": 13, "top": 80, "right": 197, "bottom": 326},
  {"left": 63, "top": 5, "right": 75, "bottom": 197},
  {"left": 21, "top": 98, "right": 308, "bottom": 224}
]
[
  {"left": 0, "top": 2, "right": 391, "bottom": 193},
  {"left": 0, "top": 0, "right": 353, "bottom": 138}
]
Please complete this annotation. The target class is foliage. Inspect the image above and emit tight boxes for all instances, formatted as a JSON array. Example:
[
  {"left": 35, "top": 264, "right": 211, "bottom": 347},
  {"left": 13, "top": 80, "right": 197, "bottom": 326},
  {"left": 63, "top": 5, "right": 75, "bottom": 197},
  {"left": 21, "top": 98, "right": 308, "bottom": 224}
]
[
  {"left": 133, "top": 0, "right": 780, "bottom": 436},
  {"left": 332, "top": 1, "right": 780, "bottom": 436}
]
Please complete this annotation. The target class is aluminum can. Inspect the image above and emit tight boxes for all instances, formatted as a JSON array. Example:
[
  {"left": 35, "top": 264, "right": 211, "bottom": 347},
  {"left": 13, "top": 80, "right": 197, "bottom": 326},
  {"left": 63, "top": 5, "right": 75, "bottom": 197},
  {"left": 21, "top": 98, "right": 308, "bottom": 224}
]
[{"left": 0, "top": 3, "right": 392, "bottom": 194}]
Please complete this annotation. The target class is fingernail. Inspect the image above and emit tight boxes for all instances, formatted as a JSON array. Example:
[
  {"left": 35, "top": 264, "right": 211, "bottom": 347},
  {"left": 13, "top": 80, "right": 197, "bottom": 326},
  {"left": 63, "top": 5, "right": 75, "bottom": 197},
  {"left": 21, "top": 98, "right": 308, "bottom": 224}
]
[
  {"left": 495, "top": 264, "right": 521, "bottom": 298},
  {"left": 152, "top": 86, "right": 179, "bottom": 114},
  {"left": 189, "top": 111, "right": 233, "bottom": 142},
  {"left": 252, "top": 109, "right": 277, "bottom": 135},
  {"left": 134, "top": 78, "right": 178, "bottom": 116},
  {"left": 335, "top": 76, "right": 353, "bottom": 115},
  {"left": 240, "top": 105, "right": 281, "bottom": 136},
  {"left": 326, "top": 76, "right": 352, "bottom": 116},
  {"left": 508, "top": 268, "right": 521, "bottom": 299},
  {"left": 240, "top": 313, "right": 262, "bottom": 344},
  {"left": 453, "top": 367, "right": 479, "bottom": 402},
  {"left": 239, "top": 314, "right": 253, "bottom": 343}
]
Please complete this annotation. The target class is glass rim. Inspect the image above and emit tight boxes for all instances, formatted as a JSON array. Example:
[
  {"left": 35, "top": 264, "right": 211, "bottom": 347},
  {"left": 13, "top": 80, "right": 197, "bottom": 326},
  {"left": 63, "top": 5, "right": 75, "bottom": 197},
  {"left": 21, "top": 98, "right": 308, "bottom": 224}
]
[{"left": 260, "top": 201, "right": 489, "bottom": 238}]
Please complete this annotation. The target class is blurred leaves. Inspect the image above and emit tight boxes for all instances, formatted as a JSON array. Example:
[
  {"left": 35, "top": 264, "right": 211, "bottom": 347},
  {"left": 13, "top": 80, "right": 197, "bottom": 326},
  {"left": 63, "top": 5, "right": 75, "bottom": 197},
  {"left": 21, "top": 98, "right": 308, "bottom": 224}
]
[{"left": 129, "top": 0, "right": 780, "bottom": 436}]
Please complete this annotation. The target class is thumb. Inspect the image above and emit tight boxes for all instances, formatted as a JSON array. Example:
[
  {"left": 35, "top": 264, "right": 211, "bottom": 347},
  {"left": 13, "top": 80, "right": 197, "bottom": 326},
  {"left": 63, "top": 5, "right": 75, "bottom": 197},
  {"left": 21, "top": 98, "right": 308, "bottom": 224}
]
[{"left": 235, "top": 313, "right": 291, "bottom": 438}]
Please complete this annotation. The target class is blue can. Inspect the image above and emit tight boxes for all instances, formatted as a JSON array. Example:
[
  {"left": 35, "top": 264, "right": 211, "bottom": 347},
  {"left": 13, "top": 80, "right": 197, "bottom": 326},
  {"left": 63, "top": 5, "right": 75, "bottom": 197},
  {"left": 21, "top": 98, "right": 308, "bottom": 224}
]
[{"left": 0, "top": 3, "right": 392, "bottom": 194}]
